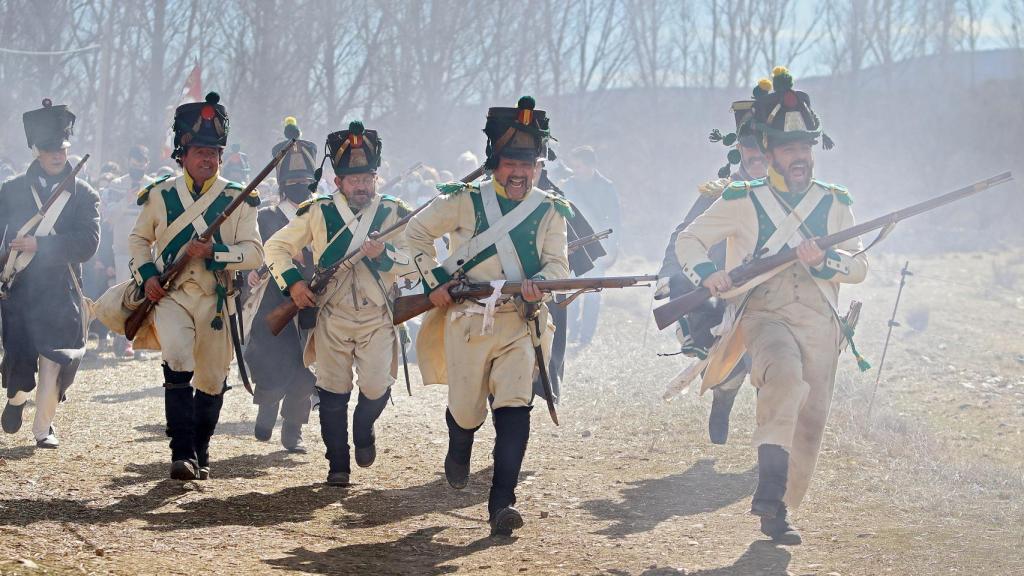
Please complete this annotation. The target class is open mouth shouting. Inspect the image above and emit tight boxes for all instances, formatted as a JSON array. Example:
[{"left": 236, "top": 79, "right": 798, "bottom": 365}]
[{"left": 505, "top": 175, "right": 531, "bottom": 198}]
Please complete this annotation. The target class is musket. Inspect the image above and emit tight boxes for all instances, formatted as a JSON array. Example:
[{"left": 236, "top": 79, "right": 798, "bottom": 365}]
[
  {"left": 125, "top": 140, "right": 297, "bottom": 340},
  {"left": 391, "top": 275, "right": 658, "bottom": 325},
  {"left": 379, "top": 162, "right": 425, "bottom": 195},
  {"left": 266, "top": 165, "right": 487, "bottom": 336},
  {"left": 568, "top": 228, "right": 612, "bottom": 255},
  {"left": 652, "top": 172, "right": 1014, "bottom": 331},
  {"left": 0, "top": 154, "right": 90, "bottom": 296}
]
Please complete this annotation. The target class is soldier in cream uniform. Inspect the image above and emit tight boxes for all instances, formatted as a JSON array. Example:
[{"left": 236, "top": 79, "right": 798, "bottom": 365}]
[
  {"left": 657, "top": 83, "right": 771, "bottom": 445},
  {"left": 265, "top": 121, "right": 412, "bottom": 487},
  {"left": 674, "top": 69, "right": 867, "bottom": 544},
  {"left": 128, "top": 92, "right": 263, "bottom": 481},
  {"left": 404, "top": 97, "right": 571, "bottom": 537}
]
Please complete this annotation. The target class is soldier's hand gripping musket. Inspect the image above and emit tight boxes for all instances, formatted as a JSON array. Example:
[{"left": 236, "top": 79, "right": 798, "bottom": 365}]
[
  {"left": 392, "top": 274, "right": 656, "bottom": 325},
  {"left": 123, "top": 139, "right": 296, "bottom": 340},
  {"left": 97, "top": 92, "right": 266, "bottom": 482},
  {"left": 0, "top": 153, "right": 90, "bottom": 298},
  {"left": 264, "top": 163, "right": 485, "bottom": 336},
  {"left": 653, "top": 171, "right": 1012, "bottom": 331},
  {"left": 0, "top": 99, "right": 99, "bottom": 450},
  {"left": 262, "top": 120, "right": 419, "bottom": 487}
]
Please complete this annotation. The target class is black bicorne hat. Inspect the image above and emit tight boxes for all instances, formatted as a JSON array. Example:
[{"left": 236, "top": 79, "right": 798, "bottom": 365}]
[
  {"left": 483, "top": 96, "right": 551, "bottom": 169},
  {"left": 273, "top": 117, "right": 318, "bottom": 186},
  {"left": 23, "top": 98, "right": 76, "bottom": 151},
  {"left": 172, "top": 92, "right": 229, "bottom": 160},
  {"left": 750, "top": 67, "right": 834, "bottom": 151}
]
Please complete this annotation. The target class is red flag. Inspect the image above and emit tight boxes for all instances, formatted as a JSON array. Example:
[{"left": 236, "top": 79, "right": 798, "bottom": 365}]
[
  {"left": 180, "top": 61, "right": 202, "bottom": 104},
  {"left": 164, "top": 61, "right": 202, "bottom": 159}
]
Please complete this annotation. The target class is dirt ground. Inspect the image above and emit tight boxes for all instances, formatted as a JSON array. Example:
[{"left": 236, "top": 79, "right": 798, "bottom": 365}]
[{"left": 1, "top": 251, "right": 1023, "bottom": 576}]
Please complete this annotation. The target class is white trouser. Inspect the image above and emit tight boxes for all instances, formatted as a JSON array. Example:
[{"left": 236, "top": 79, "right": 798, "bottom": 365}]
[{"left": 33, "top": 357, "right": 61, "bottom": 440}]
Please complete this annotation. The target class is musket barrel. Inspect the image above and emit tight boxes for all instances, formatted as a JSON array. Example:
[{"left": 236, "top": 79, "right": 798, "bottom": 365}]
[
  {"left": 652, "top": 172, "right": 1014, "bottom": 331},
  {"left": 126, "top": 140, "right": 296, "bottom": 340}
]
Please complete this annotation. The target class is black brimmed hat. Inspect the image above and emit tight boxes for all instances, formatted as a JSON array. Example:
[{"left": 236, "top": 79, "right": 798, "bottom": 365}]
[{"left": 23, "top": 98, "right": 75, "bottom": 151}]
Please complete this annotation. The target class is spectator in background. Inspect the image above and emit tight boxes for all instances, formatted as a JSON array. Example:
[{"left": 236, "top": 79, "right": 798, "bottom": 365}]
[
  {"left": 561, "top": 145, "right": 621, "bottom": 348},
  {"left": 456, "top": 150, "right": 479, "bottom": 178}
]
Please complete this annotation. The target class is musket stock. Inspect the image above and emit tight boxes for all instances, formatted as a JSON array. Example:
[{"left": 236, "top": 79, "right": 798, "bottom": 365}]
[
  {"left": 266, "top": 164, "right": 488, "bottom": 336},
  {"left": 125, "top": 140, "right": 297, "bottom": 340},
  {"left": 391, "top": 275, "right": 658, "bottom": 325},
  {"left": 0, "top": 154, "right": 90, "bottom": 297}
]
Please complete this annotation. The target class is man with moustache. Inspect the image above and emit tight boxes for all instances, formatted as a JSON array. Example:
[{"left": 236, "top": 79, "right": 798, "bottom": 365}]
[
  {"left": 265, "top": 121, "right": 413, "bottom": 487},
  {"left": 129, "top": 92, "right": 264, "bottom": 480},
  {"left": 674, "top": 68, "right": 866, "bottom": 544},
  {"left": 243, "top": 117, "right": 318, "bottom": 452},
  {"left": 656, "top": 83, "right": 771, "bottom": 445},
  {"left": 0, "top": 99, "right": 100, "bottom": 448},
  {"left": 405, "top": 97, "right": 571, "bottom": 537}
]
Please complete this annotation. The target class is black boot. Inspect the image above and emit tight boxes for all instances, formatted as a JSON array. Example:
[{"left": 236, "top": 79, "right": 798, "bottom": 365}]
[
  {"left": 489, "top": 406, "right": 531, "bottom": 536},
  {"left": 164, "top": 368, "right": 197, "bottom": 480},
  {"left": 751, "top": 444, "right": 790, "bottom": 520},
  {"left": 444, "top": 408, "right": 481, "bottom": 490},
  {"left": 254, "top": 399, "right": 279, "bottom": 441},
  {"left": 760, "top": 503, "right": 802, "bottom": 545},
  {"left": 318, "top": 389, "right": 351, "bottom": 486},
  {"left": 2, "top": 400, "right": 26, "bottom": 434},
  {"left": 352, "top": 389, "right": 390, "bottom": 468},
  {"left": 709, "top": 385, "right": 739, "bottom": 445},
  {"left": 194, "top": 389, "right": 224, "bottom": 480}
]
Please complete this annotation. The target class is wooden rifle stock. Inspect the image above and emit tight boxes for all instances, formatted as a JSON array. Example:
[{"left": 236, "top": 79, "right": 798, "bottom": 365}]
[
  {"left": 392, "top": 275, "right": 658, "bottom": 325},
  {"left": 652, "top": 171, "right": 1014, "bottom": 331},
  {"left": 266, "top": 165, "right": 487, "bottom": 336},
  {"left": 0, "top": 154, "right": 90, "bottom": 294},
  {"left": 125, "top": 140, "right": 297, "bottom": 340}
]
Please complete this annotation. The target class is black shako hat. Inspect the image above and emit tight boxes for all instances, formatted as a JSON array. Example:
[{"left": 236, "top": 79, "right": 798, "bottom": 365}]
[
  {"left": 273, "top": 117, "right": 318, "bottom": 186},
  {"left": 326, "top": 121, "right": 381, "bottom": 176},
  {"left": 172, "top": 91, "right": 229, "bottom": 160},
  {"left": 708, "top": 79, "right": 771, "bottom": 178},
  {"left": 482, "top": 96, "right": 550, "bottom": 169},
  {"left": 23, "top": 98, "right": 76, "bottom": 151},
  {"left": 749, "top": 67, "right": 834, "bottom": 151}
]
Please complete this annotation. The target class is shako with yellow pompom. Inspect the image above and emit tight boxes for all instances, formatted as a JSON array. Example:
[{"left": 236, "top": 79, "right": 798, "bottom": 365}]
[
  {"left": 672, "top": 67, "right": 868, "bottom": 547},
  {"left": 240, "top": 115, "right": 321, "bottom": 453}
]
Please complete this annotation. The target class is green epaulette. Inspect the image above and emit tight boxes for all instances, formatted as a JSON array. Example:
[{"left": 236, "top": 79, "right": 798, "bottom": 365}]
[
  {"left": 544, "top": 192, "right": 575, "bottom": 219},
  {"left": 136, "top": 174, "right": 173, "bottom": 205},
  {"left": 814, "top": 180, "right": 853, "bottom": 205},
  {"left": 435, "top": 181, "right": 479, "bottom": 195},
  {"left": 721, "top": 180, "right": 753, "bottom": 200},
  {"left": 381, "top": 194, "right": 414, "bottom": 217},
  {"left": 296, "top": 193, "right": 332, "bottom": 216},
  {"left": 224, "top": 181, "right": 260, "bottom": 206}
]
